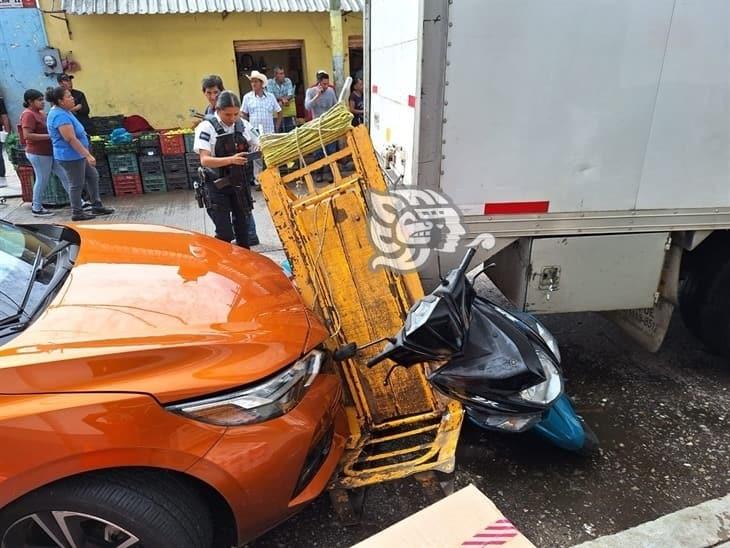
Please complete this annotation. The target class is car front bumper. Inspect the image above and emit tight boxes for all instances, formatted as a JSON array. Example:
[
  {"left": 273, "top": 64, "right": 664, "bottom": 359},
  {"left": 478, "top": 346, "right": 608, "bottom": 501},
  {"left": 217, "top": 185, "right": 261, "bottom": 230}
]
[{"left": 187, "top": 372, "right": 346, "bottom": 544}]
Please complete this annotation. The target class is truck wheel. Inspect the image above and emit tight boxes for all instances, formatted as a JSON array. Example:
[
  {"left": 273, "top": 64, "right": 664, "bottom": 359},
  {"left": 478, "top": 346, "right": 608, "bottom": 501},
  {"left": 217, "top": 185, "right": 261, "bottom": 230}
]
[
  {"left": 678, "top": 266, "right": 711, "bottom": 338},
  {"left": 0, "top": 469, "right": 213, "bottom": 548},
  {"left": 697, "top": 259, "right": 730, "bottom": 359}
]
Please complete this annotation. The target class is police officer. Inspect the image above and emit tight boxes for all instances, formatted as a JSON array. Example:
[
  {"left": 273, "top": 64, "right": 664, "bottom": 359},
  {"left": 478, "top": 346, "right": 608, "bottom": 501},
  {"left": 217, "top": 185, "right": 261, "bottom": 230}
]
[{"left": 193, "top": 91, "right": 259, "bottom": 248}]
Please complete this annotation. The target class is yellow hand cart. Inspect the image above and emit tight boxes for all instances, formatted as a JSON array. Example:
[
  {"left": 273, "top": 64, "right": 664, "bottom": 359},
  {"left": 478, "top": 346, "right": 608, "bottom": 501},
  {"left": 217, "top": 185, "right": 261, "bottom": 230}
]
[{"left": 259, "top": 124, "right": 463, "bottom": 493}]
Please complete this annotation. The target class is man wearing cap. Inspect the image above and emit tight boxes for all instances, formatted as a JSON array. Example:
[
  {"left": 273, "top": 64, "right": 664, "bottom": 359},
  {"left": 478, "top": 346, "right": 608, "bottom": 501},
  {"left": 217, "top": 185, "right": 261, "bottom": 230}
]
[
  {"left": 58, "top": 74, "right": 91, "bottom": 133},
  {"left": 241, "top": 70, "right": 281, "bottom": 189}
]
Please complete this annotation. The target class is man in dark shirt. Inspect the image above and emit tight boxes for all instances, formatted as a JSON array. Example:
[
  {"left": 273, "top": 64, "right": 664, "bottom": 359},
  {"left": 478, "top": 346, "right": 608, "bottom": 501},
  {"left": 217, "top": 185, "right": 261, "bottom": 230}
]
[
  {"left": 58, "top": 74, "right": 91, "bottom": 132},
  {"left": 0, "top": 95, "right": 9, "bottom": 181}
]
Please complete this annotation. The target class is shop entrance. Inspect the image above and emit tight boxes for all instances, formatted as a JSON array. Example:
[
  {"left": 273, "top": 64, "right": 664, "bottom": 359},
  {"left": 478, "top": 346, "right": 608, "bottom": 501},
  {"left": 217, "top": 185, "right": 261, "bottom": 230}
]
[
  {"left": 348, "top": 35, "right": 363, "bottom": 79},
  {"left": 233, "top": 40, "right": 306, "bottom": 119}
]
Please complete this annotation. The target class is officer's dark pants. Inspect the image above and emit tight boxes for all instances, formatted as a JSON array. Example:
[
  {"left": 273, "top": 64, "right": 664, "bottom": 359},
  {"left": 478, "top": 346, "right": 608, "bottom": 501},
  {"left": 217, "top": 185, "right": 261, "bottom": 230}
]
[{"left": 205, "top": 182, "right": 251, "bottom": 248}]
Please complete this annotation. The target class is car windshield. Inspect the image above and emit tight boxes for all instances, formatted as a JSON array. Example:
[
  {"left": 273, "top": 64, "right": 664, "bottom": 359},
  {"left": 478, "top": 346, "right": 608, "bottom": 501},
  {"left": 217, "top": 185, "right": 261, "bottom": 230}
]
[{"left": 0, "top": 223, "right": 58, "bottom": 322}]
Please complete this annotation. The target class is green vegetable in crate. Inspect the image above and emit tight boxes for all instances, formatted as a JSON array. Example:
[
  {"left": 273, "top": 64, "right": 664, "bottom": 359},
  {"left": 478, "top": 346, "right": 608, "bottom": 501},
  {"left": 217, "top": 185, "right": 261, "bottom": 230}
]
[
  {"left": 259, "top": 102, "right": 353, "bottom": 168},
  {"left": 5, "top": 133, "right": 20, "bottom": 167}
]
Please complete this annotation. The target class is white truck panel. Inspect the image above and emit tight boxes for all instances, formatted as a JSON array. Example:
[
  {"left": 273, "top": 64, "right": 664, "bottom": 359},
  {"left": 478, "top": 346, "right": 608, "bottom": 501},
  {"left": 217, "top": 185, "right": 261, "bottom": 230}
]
[
  {"left": 637, "top": 0, "right": 730, "bottom": 210},
  {"left": 368, "top": 0, "right": 423, "bottom": 185},
  {"left": 440, "top": 0, "right": 675, "bottom": 212}
]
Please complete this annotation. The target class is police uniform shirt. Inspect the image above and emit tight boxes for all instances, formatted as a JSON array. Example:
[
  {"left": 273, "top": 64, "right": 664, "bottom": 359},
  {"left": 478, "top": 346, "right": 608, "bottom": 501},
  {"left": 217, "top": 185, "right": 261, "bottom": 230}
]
[{"left": 193, "top": 114, "right": 260, "bottom": 157}]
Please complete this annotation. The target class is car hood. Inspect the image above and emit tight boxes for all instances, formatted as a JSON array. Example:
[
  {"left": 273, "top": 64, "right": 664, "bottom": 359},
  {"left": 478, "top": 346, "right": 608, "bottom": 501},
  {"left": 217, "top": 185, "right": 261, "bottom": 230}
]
[{"left": 0, "top": 224, "right": 327, "bottom": 402}]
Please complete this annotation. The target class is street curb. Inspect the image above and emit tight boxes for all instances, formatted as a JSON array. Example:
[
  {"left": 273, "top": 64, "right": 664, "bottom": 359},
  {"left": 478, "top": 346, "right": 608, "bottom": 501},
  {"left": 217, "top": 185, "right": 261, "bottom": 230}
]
[{"left": 573, "top": 493, "right": 730, "bottom": 548}]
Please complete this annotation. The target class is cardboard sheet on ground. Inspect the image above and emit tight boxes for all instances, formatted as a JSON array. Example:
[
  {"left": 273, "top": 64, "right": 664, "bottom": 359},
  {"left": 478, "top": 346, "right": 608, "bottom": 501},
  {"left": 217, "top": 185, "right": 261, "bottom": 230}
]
[{"left": 353, "top": 484, "right": 535, "bottom": 548}]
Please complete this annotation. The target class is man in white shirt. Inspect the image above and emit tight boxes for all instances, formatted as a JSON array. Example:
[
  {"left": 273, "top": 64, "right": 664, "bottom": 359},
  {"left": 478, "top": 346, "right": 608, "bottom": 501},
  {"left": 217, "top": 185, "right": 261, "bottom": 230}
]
[
  {"left": 241, "top": 70, "right": 281, "bottom": 189},
  {"left": 241, "top": 71, "right": 282, "bottom": 135}
]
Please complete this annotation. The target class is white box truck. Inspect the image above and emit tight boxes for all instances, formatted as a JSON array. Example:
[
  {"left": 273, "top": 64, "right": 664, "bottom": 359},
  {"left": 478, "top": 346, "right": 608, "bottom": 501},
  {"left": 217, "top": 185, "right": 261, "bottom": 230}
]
[{"left": 364, "top": 0, "right": 730, "bottom": 355}]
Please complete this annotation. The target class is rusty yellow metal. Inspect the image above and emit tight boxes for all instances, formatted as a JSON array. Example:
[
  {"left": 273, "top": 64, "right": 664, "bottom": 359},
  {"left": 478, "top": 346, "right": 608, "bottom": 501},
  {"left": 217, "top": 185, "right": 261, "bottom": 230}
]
[{"left": 259, "top": 125, "right": 463, "bottom": 489}]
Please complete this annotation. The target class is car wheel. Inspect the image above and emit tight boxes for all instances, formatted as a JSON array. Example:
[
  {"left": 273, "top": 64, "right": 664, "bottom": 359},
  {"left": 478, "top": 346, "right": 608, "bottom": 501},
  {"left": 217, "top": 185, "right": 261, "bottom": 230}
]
[{"left": 0, "top": 469, "right": 213, "bottom": 548}]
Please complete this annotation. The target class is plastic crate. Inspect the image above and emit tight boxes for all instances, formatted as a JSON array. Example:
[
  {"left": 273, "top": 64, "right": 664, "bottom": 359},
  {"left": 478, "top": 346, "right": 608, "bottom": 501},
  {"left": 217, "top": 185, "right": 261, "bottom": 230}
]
[
  {"left": 108, "top": 153, "right": 139, "bottom": 175},
  {"left": 159, "top": 132, "right": 186, "bottom": 156},
  {"left": 16, "top": 165, "right": 34, "bottom": 202},
  {"left": 163, "top": 155, "right": 187, "bottom": 176},
  {"left": 112, "top": 174, "right": 143, "bottom": 196},
  {"left": 40, "top": 174, "right": 70, "bottom": 207},
  {"left": 11, "top": 146, "right": 30, "bottom": 166},
  {"left": 139, "top": 155, "right": 164, "bottom": 178},
  {"left": 98, "top": 175, "right": 114, "bottom": 197},
  {"left": 138, "top": 132, "right": 160, "bottom": 147},
  {"left": 139, "top": 146, "right": 161, "bottom": 158},
  {"left": 165, "top": 173, "right": 190, "bottom": 191},
  {"left": 183, "top": 133, "right": 195, "bottom": 153},
  {"left": 142, "top": 175, "right": 168, "bottom": 193},
  {"left": 90, "top": 140, "right": 107, "bottom": 159},
  {"left": 90, "top": 115, "right": 124, "bottom": 136},
  {"left": 185, "top": 152, "right": 201, "bottom": 172},
  {"left": 105, "top": 141, "right": 138, "bottom": 155}
]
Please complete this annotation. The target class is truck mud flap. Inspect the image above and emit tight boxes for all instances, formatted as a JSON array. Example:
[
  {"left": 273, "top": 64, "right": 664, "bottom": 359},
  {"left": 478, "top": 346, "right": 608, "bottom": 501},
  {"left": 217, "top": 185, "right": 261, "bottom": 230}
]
[{"left": 260, "top": 125, "right": 463, "bottom": 489}]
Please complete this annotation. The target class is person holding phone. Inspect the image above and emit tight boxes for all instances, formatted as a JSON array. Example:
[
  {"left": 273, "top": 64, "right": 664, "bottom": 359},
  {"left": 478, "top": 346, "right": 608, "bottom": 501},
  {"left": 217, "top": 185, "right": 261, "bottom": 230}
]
[
  {"left": 194, "top": 91, "right": 260, "bottom": 248},
  {"left": 305, "top": 70, "right": 339, "bottom": 180},
  {"left": 305, "top": 70, "right": 337, "bottom": 120}
]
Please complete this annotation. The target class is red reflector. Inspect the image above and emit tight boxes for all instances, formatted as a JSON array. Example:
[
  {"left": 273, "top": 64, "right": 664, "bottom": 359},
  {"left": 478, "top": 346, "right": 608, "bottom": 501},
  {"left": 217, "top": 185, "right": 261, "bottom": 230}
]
[
  {"left": 372, "top": 84, "right": 379, "bottom": 94},
  {"left": 408, "top": 95, "right": 416, "bottom": 107},
  {"left": 484, "top": 201, "right": 550, "bottom": 215}
]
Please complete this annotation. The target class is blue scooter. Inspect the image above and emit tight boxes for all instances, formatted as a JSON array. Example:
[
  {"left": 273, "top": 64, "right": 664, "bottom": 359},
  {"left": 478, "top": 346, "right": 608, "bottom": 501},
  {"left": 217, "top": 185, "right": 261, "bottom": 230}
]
[{"left": 367, "top": 247, "right": 599, "bottom": 455}]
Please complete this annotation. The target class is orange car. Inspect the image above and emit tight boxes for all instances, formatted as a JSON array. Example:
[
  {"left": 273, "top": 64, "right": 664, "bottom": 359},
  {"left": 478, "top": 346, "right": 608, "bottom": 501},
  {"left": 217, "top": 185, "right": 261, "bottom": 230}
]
[{"left": 0, "top": 220, "right": 346, "bottom": 548}]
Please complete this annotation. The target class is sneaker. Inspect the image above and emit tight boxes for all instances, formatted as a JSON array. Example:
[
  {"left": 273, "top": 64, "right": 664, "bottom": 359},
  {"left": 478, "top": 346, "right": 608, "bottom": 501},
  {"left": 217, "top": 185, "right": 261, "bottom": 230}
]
[
  {"left": 71, "top": 212, "right": 97, "bottom": 222},
  {"left": 31, "top": 208, "right": 54, "bottom": 217},
  {"left": 91, "top": 206, "right": 115, "bottom": 215},
  {"left": 81, "top": 201, "right": 93, "bottom": 210},
  {"left": 249, "top": 236, "right": 260, "bottom": 246}
]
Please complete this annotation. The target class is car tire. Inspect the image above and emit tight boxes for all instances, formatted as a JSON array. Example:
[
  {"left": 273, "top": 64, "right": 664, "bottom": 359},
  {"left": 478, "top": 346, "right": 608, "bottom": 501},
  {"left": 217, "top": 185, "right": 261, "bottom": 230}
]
[{"left": 0, "top": 469, "right": 213, "bottom": 548}]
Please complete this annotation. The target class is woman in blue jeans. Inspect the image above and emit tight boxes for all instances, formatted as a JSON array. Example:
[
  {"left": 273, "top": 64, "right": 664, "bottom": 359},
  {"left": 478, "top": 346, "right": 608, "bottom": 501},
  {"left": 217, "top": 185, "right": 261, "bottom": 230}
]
[
  {"left": 46, "top": 86, "right": 114, "bottom": 221},
  {"left": 19, "top": 89, "right": 71, "bottom": 217}
]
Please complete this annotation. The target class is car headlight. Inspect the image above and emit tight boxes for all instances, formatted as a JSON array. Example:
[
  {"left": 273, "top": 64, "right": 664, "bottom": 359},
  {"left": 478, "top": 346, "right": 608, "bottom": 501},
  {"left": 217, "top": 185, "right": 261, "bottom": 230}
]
[
  {"left": 519, "top": 347, "right": 562, "bottom": 406},
  {"left": 167, "top": 350, "right": 324, "bottom": 426}
]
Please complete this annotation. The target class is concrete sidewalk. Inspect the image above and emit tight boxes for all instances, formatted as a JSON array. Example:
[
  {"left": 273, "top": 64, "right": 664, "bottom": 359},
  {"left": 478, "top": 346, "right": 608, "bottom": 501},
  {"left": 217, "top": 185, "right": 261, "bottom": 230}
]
[{"left": 574, "top": 494, "right": 730, "bottom": 548}]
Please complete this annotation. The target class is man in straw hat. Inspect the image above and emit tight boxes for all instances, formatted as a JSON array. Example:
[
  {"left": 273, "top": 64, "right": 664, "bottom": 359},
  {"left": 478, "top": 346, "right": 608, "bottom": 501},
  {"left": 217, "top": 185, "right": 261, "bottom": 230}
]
[{"left": 241, "top": 70, "right": 281, "bottom": 190}]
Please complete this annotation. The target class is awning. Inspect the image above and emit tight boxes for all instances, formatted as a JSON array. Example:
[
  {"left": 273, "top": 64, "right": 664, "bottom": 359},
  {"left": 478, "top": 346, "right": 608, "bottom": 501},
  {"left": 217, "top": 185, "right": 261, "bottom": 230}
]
[{"left": 61, "top": 0, "right": 364, "bottom": 15}]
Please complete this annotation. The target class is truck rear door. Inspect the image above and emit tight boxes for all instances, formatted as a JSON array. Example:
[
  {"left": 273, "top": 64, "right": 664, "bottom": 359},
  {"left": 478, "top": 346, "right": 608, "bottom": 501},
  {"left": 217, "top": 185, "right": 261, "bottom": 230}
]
[{"left": 368, "top": 0, "right": 423, "bottom": 186}]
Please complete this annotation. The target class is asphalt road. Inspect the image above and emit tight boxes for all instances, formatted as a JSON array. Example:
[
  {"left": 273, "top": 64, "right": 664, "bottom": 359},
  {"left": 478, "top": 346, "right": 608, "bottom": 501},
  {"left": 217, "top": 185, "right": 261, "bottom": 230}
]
[{"left": 252, "top": 307, "right": 729, "bottom": 547}]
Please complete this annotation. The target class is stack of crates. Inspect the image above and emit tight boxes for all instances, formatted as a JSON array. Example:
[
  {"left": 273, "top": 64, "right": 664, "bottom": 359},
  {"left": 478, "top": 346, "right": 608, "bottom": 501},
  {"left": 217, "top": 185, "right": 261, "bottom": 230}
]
[
  {"left": 160, "top": 130, "right": 188, "bottom": 191},
  {"left": 40, "top": 174, "right": 70, "bottom": 207},
  {"left": 163, "top": 155, "right": 189, "bottom": 190},
  {"left": 108, "top": 150, "right": 142, "bottom": 196},
  {"left": 16, "top": 165, "right": 35, "bottom": 203},
  {"left": 138, "top": 132, "right": 161, "bottom": 157},
  {"left": 16, "top": 165, "right": 70, "bottom": 207},
  {"left": 185, "top": 153, "right": 201, "bottom": 186},
  {"left": 91, "top": 140, "right": 114, "bottom": 197},
  {"left": 139, "top": 155, "right": 166, "bottom": 193}
]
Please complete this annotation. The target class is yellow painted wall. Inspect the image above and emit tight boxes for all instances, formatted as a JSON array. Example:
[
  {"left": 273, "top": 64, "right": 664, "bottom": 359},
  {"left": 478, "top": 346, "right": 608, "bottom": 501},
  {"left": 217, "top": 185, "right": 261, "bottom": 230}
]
[{"left": 40, "top": 5, "right": 363, "bottom": 128}]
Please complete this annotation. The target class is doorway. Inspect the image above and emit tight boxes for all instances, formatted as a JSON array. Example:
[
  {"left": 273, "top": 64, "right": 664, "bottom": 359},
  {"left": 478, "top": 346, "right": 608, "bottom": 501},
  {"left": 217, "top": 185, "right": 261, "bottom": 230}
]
[
  {"left": 348, "top": 35, "right": 363, "bottom": 79},
  {"left": 233, "top": 40, "right": 306, "bottom": 119}
]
